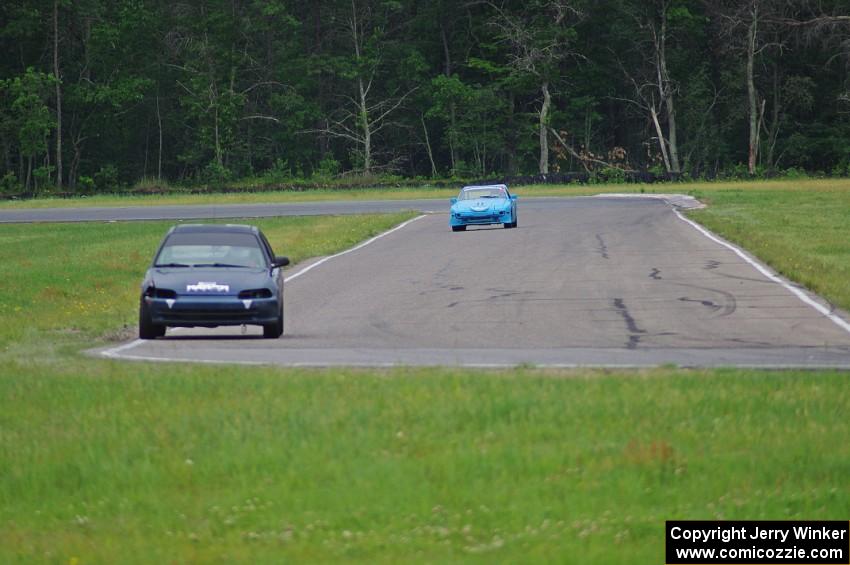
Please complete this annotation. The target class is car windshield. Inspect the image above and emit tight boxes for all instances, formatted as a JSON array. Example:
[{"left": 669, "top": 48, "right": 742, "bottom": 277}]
[
  {"left": 155, "top": 232, "right": 267, "bottom": 269},
  {"left": 459, "top": 188, "right": 506, "bottom": 200}
]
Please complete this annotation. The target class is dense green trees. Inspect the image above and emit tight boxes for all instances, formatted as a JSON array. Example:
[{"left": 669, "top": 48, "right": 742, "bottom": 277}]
[{"left": 1, "top": 0, "right": 849, "bottom": 192}]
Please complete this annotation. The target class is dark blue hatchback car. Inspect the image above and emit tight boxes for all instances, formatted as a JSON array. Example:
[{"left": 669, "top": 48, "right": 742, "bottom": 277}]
[{"left": 139, "top": 224, "right": 289, "bottom": 339}]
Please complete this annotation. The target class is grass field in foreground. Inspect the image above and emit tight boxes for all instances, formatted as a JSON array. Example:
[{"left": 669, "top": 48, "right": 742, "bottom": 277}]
[
  {"left": 2, "top": 176, "right": 849, "bottom": 209},
  {"left": 2, "top": 364, "right": 848, "bottom": 563},
  {"left": 1, "top": 186, "right": 849, "bottom": 563}
]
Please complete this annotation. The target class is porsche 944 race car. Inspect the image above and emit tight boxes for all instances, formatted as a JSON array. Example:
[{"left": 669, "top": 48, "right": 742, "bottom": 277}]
[
  {"left": 449, "top": 184, "right": 518, "bottom": 231},
  {"left": 138, "top": 224, "right": 289, "bottom": 339}
]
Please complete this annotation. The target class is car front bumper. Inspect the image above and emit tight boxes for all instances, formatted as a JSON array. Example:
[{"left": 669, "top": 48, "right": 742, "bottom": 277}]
[
  {"left": 450, "top": 210, "right": 511, "bottom": 226},
  {"left": 145, "top": 296, "right": 280, "bottom": 327}
]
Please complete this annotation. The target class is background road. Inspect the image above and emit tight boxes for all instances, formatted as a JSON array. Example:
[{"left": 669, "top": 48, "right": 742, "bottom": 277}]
[
  {"left": 0, "top": 199, "right": 448, "bottom": 223},
  {"left": 99, "top": 197, "right": 850, "bottom": 367}
]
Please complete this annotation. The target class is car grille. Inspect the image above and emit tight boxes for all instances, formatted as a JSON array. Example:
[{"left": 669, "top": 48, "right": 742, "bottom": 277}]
[
  {"left": 161, "top": 310, "right": 255, "bottom": 321},
  {"left": 459, "top": 214, "right": 501, "bottom": 222}
]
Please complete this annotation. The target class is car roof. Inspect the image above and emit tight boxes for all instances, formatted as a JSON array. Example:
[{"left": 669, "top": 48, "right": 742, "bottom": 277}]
[
  {"left": 168, "top": 223, "right": 260, "bottom": 235},
  {"left": 461, "top": 184, "right": 508, "bottom": 191}
]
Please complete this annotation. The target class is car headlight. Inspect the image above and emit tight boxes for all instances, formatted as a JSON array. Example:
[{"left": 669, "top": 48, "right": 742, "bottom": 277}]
[
  {"left": 144, "top": 287, "right": 176, "bottom": 299},
  {"left": 238, "top": 288, "right": 273, "bottom": 299}
]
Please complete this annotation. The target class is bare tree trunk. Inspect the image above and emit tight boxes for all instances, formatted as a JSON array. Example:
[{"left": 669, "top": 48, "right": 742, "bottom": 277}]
[
  {"left": 351, "top": 0, "right": 371, "bottom": 175},
  {"left": 448, "top": 106, "right": 458, "bottom": 174},
  {"left": 307, "top": 1, "right": 413, "bottom": 176},
  {"left": 539, "top": 81, "right": 551, "bottom": 174},
  {"left": 440, "top": 22, "right": 458, "bottom": 173},
  {"left": 214, "top": 104, "right": 222, "bottom": 167},
  {"left": 143, "top": 118, "right": 150, "bottom": 177},
  {"left": 45, "top": 144, "right": 51, "bottom": 185},
  {"left": 70, "top": 135, "right": 83, "bottom": 187},
  {"left": 473, "top": 139, "right": 483, "bottom": 175},
  {"left": 650, "top": 105, "right": 672, "bottom": 172},
  {"left": 506, "top": 91, "right": 517, "bottom": 175},
  {"left": 313, "top": 2, "right": 330, "bottom": 158},
  {"left": 765, "top": 59, "right": 780, "bottom": 168},
  {"left": 53, "top": 0, "right": 63, "bottom": 189},
  {"left": 756, "top": 98, "right": 766, "bottom": 166},
  {"left": 657, "top": 3, "right": 680, "bottom": 173},
  {"left": 447, "top": 123, "right": 457, "bottom": 174},
  {"left": 747, "top": 3, "right": 759, "bottom": 175},
  {"left": 2, "top": 139, "right": 9, "bottom": 175},
  {"left": 358, "top": 75, "right": 371, "bottom": 174},
  {"left": 665, "top": 95, "right": 680, "bottom": 173},
  {"left": 643, "top": 1, "right": 681, "bottom": 174},
  {"left": 420, "top": 114, "right": 437, "bottom": 177},
  {"left": 156, "top": 93, "right": 163, "bottom": 180}
]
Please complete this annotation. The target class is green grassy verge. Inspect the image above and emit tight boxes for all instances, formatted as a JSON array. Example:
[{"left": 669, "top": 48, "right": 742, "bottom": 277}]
[
  {"left": 1, "top": 187, "right": 849, "bottom": 563},
  {"left": 0, "top": 213, "right": 415, "bottom": 348},
  {"left": 2, "top": 364, "right": 848, "bottom": 563},
  {"left": 3, "top": 176, "right": 848, "bottom": 209}
]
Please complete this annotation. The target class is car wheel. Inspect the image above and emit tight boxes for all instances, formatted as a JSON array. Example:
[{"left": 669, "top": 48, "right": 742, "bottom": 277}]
[
  {"left": 263, "top": 303, "right": 284, "bottom": 338},
  {"left": 138, "top": 299, "right": 165, "bottom": 339},
  {"left": 452, "top": 225, "right": 466, "bottom": 232}
]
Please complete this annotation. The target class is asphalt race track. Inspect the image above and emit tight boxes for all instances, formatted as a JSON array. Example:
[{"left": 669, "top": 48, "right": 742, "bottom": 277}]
[{"left": 95, "top": 196, "right": 850, "bottom": 368}]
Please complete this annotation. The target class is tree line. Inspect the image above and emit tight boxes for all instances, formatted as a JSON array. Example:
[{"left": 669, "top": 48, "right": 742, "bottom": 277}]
[{"left": 1, "top": 0, "right": 849, "bottom": 193}]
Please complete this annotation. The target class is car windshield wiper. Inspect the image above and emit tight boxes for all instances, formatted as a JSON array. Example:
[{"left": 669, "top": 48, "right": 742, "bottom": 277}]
[
  {"left": 154, "top": 262, "right": 190, "bottom": 268},
  {"left": 192, "top": 262, "right": 252, "bottom": 268}
]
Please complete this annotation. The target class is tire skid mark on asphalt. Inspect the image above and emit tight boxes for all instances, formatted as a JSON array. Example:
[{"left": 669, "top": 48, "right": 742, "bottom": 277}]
[
  {"left": 595, "top": 234, "right": 610, "bottom": 260},
  {"left": 668, "top": 281, "right": 737, "bottom": 317},
  {"left": 99, "top": 214, "right": 427, "bottom": 361},
  {"left": 611, "top": 298, "right": 646, "bottom": 350},
  {"left": 674, "top": 209, "right": 850, "bottom": 335}
]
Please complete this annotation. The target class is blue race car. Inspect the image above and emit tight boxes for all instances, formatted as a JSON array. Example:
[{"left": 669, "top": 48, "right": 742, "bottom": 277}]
[{"left": 449, "top": 184, "right": 518, "bottom": 231}]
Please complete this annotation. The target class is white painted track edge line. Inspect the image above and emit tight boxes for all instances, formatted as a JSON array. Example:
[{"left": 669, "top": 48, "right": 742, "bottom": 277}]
[
  {"left": 99, "top": 214, "right": 427, "bottom": 361},
  {"left": 674, "top": 209, "right": 850, "bottom": 335},
  {"left": 101, "top": 339, "right": 144, "bottom": 358},
  {"left": 88, "top": 352, "right": 850, "bottom": 370},
  {"left": 283, "top": 214, "right": 425, "bottom": 283},
  {"left": 109, "top": 353, "right": 268, "bottom": 366}
]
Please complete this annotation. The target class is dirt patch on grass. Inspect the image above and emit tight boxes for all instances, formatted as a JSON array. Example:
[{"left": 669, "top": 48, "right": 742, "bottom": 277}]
[{"left": 101, "top": 324, "right": 136, "bottom": 342}]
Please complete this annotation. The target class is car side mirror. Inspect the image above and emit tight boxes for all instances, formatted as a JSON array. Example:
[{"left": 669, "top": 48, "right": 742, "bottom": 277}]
[
  {"left": 273, "top": 256, "right": 290, "bottom": 268},
  {"left": 511, "top": 195, "right": 518, "bottom": 200},
  {"left": 450, "top": 198, "right": 457, "bottom": 204}
]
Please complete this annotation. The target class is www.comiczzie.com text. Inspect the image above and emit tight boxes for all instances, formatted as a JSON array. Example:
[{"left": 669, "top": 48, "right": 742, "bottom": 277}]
[{"left": 666, "top": 521, "right": 849, "bottom": 564}]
